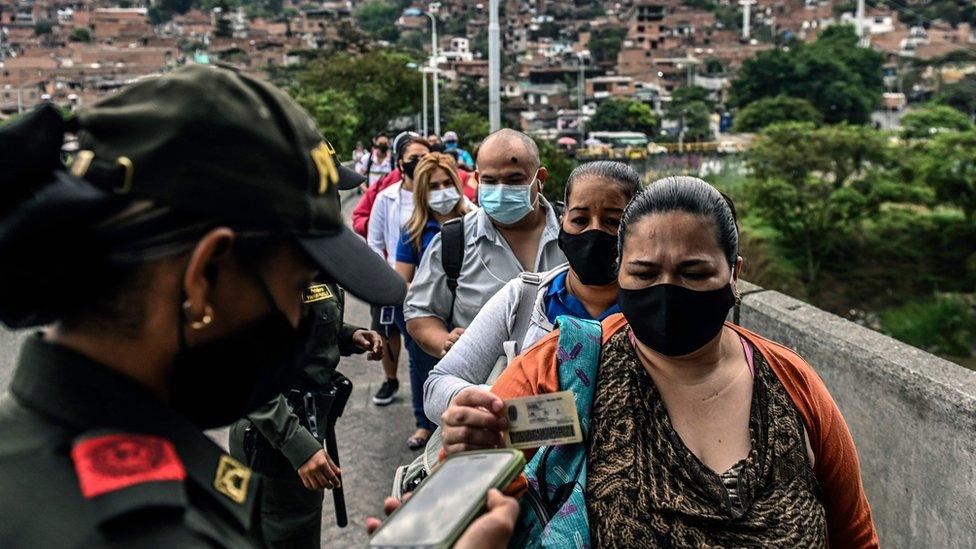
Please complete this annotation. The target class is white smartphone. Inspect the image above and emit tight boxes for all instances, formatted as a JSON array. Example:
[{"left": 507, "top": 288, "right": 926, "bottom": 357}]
[{"left": 367, "top": 449, "right": 525, "bottom": 549}]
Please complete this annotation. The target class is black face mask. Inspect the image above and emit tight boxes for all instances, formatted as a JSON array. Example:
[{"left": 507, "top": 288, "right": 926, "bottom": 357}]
[
  {"left": 169, "top": 278, "right": 311, "bottom": 429},
  {"left": 377, "top": 143, "right": 389, "bottom": 153},
  {"left": 557, "top": 228, "right": 618, "bottom": 286},
  {"left": 617, "top": 283, "right": 735, "bottom": 357},
  {"left": 401, "top": 158, "right": 419, "bottom": 180}
]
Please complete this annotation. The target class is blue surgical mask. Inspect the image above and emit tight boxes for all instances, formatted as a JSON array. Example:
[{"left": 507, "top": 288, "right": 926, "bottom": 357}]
[
  {"left": 479, "top": 179, "right": 538, "bottom": 225},
  {"left": 444, "top": 141, "right": 458, "bottom": 150},
  {"left": 428, "top": 187, "right": 461, "bottom": 215}
]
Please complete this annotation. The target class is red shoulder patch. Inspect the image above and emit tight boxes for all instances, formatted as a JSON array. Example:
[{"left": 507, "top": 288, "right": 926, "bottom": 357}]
[{"left": 71, "top": 434, "right": 186, "bottom": 499}]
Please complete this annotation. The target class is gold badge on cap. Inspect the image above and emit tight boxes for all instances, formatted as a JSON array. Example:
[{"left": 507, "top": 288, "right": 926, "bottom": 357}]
[
  {"left": 303, "top": 283, "right": 334, "bottom": 304},
  {"left": 311, "top": 141, "right": 340, "bottom": 195},
  {"left": 214, "top": 454, "right": 251, "bottom": 504}
]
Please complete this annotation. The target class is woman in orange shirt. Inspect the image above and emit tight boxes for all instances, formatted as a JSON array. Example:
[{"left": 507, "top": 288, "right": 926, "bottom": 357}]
[{"left": 440, "top": 176, "right": 878, "bottom": 547}]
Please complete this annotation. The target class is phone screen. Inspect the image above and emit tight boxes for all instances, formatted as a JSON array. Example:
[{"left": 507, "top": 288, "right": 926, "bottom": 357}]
[{"left": 369, "top": 452, "right": 517, "bottom": 548}]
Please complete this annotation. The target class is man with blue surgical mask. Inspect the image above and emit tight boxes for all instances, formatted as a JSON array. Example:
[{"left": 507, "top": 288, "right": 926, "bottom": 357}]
[{"left": 405, "top": 129, "right": 565, "bottom": 358}]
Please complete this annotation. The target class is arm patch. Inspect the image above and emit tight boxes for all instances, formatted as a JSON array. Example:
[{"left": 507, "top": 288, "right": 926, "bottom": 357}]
[{"left": 71, "top": 433, "right": 186, "bottom": 499}]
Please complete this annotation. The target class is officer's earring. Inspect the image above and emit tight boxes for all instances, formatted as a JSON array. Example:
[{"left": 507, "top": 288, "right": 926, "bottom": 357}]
[{"left": 182, "top": 301, "right": 214, "bottom": 330}]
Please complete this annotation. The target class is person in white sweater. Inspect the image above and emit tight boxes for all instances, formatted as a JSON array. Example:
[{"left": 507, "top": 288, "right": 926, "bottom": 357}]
[
  {"left": 366, "top": 135, "right": 431, "bottom": 406},
  {"left": 423, "top": 161, "right": 642, "bottom": 421}
]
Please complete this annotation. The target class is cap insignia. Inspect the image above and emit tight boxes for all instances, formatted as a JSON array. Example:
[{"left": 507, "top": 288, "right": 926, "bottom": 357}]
[{"left": 311, "top": 141, "right": 339, "bottom": 195}]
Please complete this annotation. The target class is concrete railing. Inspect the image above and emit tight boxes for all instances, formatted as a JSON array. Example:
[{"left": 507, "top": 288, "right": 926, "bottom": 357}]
[{"left": 734, "top": 281, "right": 976, "bottom": 547}]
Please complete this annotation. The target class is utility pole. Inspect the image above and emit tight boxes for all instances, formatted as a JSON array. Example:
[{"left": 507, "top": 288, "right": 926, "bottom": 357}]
[
  {"left": 488, "top": 0, "right": 501, "bottom": 131},
  {"left": 429, "top": 3, "right": 441, "bottom": 136},
  {"left": 739, "top": 0, "right": 754, "bottom": 41},
  {"left": 855, "top": 0, "right": 868, "bottom": 46},
  {"left": 576, "top": 52, "right": 586, "bottom": 139},
  {"left": 422, "top": 68, "right": 429, "bottom": 136}
]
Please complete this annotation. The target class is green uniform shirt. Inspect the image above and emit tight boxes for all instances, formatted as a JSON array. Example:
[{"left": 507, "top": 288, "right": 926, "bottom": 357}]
[
  {"left": 0, "top": 335, "right": 262, "bottom": 547},
  {"left": 238, "top": 283, "right": 364, "bottom": 472}
]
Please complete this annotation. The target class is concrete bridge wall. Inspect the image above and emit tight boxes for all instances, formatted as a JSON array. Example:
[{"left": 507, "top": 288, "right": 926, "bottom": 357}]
[{"left": 735, "top": 281, "right": 976, "bottom": 547}]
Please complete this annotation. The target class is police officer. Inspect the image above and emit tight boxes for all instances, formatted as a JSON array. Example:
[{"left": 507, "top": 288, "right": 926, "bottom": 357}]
[
  {"left": 0, "top": 65, "right": 406, "bottom": 546},
  {"left": 228, "top": 279, "right": 383, "bottom": 548}
]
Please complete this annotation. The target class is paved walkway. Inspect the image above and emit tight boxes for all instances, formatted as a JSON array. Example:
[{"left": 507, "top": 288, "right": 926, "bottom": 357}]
[{"left": 0, "top": 193, "right": 428, "bottom": 546}]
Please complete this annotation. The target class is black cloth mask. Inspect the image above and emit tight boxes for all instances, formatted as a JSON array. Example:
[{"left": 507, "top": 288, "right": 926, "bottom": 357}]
[
  {"left": 377, "top": 143, "right": 389, "bottom": 153},
  {"left": 401, "top": 158, "right": 419, "bottom": 180},
  {"left": 169, "top": 277, "right": 311, "bottom": 429},
  {"left": 557, "top": 228, "right": 619, "bottom": 286},
  {"left": 617, "top": 283, "right": 735, "bottom": 357}
]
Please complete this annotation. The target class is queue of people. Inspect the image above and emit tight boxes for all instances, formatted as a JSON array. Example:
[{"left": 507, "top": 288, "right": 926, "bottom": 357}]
[{"left": 0, "top": 64, "right": 879, "bottom": 548}]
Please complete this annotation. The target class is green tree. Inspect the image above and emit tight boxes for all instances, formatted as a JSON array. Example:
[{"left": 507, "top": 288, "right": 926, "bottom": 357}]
[
  {"left": 666, "top": 86, "right": 713, "bottom": 140},
  {"left": 733, "top": 95, "right": 822, "bottom": 132},
  {"left": 69, "top": 27, "right": 92, "bottom": 42},
  {"left": 445, "top": 112, "right": 490, "bottom": 147},
  {"left": 536, "top": 138, "right": 573, "bottom": 203},
  {"left": 158, "top": 0, "right": 193, "bottom": 15},
  {"left": 587, "top": 27, "right": 626, "bottom": 64},
  {"left": 292, "top": 89, "right": 360, "bottom": 156},
  {"left": 882, "top": 295, "right": 975, "bottom": 357},
  {"left": 745, "top": 123, "right": 914, "bottom": 295},
  {"left": 588, "top": 98, "right": 658, "bottom": 135},
  {"left": 356, "top": 1, "right": 400, "bottom": 42},
  {"left": 900, "top": 105, "right": 974, "bottom": 139},
  {"left": 730, "top": 25, "right": 883, "bottom": 124},
  {"left": 294, "top": 51, "right": 421, "bottom": 153},
  {"left": 916, "top": 130, "right": 976, "bottom": 219},
  {"left": 932, "top": 76, "right": 976, "bottom": 119},
  {"left": 33, "top": 21, "right": 54, "bottom": 35}
]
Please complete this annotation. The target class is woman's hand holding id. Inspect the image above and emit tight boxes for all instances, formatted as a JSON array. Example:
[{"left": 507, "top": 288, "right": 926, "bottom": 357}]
[{"left": 441, "top": 387, "right": 509, "bottom": 456}]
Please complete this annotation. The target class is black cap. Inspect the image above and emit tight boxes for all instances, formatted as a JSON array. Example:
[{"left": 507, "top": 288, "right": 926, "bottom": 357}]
[{"left": 3, "top": 65, "right": 402, "bottom": 306}]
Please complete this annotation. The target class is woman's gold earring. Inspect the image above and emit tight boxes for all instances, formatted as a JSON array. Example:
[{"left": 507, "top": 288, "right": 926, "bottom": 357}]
[{"left": 182, "top": 301, "right": 214, "bottom": 330}]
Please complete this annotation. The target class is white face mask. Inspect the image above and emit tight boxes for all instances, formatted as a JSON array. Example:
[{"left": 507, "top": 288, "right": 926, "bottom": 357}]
[{"left": 428, "top": 187, "right": 461, "bottom": 215}]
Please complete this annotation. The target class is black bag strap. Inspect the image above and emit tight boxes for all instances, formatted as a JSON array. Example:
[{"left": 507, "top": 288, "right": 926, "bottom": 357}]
[{"left": 440, "top": 217, "right": 465, "bottom": 325}]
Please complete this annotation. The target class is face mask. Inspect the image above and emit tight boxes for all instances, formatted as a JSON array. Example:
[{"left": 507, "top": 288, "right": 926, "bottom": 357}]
[
  {"left": 401, "top": 158, "right": 419, "bottom": 180},
  {"left": 377, "top": 143, "right": 389, "bottom": 153},
  {"left": 428, "top": 187, "right": 461, "bottom": 215},
  {"left": 558, "top": 228, "right": 619, "bottom": 286},
  {"left": 479, "top": 179, "right": 538, "bottom": 225},
  {"left": 169, "top": 277, "right": 311, "bottom": 429},
  {"left": 617, "top": 281, "right": 735, "bottom": 357},
  {"left": 444, "top": 141, "right": 458, "bottom": 150}
]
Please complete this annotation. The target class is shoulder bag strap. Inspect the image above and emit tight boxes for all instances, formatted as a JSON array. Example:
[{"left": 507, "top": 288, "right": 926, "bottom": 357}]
[{"left": 439, "top": 217, "right": 465, "bottom": 327}]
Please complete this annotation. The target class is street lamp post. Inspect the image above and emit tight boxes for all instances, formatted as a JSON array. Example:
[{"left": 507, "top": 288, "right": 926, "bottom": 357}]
[
  {"left": 405, "top": 4, "right": 441, "bottom": 136},
  {"left": 576, "top": 51, "right": 588, "bottom": 140},
  {"left": 407, "top": 62, "right": 429, "bottom": 136},
  {"left": 488, "top": 0, "right": 500, "bottom": 131},
  {"left": 429, "top": 5, "right": 440, "bottom": 136},
  {"left": 422, "top": 68, "right": 429, "bottom": 136}
]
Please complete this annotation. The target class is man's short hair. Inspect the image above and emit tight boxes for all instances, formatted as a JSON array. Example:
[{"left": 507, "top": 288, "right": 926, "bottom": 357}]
[{"left": 477, "top": 128, "right": 540, "bottom": 170}]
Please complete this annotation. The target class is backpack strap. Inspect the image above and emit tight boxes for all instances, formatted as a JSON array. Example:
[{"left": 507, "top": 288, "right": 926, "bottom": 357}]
[
  {"left": 439, "top": 217, "right": 464, "bottom": 326},
  {"left": 485, "top": 271, "right": 544, "bottom": 384},
  {"left": 511, "top": 272, "right": 543, "bottom": 355}
]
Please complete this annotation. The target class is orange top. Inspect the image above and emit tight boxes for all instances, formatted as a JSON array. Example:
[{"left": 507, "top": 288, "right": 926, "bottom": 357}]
[{"left": 492, "top": 313, "right": 879, "bottom": 549}]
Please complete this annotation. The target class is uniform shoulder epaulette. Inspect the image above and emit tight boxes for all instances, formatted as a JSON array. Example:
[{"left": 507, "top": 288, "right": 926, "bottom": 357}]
[{"left": 71, "top": 432, "right": 188, "bottom": 529}]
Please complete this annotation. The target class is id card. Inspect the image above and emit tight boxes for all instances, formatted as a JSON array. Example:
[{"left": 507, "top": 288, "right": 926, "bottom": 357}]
[
  {"left": 379, "top": 306, "right": 395, "bottom": 325},
  {"left": 502, "top": 391, "right": 582, "bottom": 450}
]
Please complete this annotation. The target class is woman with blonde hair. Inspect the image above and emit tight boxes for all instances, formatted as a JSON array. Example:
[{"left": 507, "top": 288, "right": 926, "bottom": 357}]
[{"left": 394, "top": 152, "right": 472, "bottom": 448}]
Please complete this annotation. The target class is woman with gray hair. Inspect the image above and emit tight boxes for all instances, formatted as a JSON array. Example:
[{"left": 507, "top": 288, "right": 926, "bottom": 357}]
[{"left": 423, "top": 161, "right": 641, "bottom": 422}]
